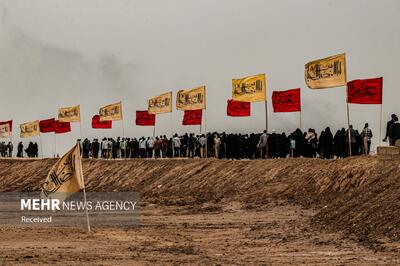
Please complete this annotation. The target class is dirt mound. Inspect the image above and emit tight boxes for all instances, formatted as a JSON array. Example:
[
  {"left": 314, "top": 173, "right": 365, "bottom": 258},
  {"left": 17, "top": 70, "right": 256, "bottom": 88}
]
[{"left": 1, "top": 156, "right": 399, "bottom": 248}]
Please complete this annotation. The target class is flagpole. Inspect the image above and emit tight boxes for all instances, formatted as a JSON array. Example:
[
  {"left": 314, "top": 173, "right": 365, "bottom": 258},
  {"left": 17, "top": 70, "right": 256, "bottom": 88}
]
[
  {"left": 78, "top": 144, "right": 91, "bottom": 233},
  {"left": 39, "top": 134, "right": 44, "bottom": 159},
  {"left": 79, "top": 121, "right": 83, "bottom": 141},
  {"left": 54, "top": 133, "right": 57, "bottom": 158},
  {"left": 346, "top": 101, "right": 352, "bottom": 156},
  {"left": 171, "top": 112, "right": 174, "bottom": 158},
  {"left": 264, "top": 100, "right": 269, "bottom": 159},
  {"left": 299, "top": 111, "right": 302, "bottom": 130},
  {"left": 10, "top": 119, "right": 13, "bottom": 157},
  {"left": 153, "top": 123, "right": 156, "bottom": 138}
]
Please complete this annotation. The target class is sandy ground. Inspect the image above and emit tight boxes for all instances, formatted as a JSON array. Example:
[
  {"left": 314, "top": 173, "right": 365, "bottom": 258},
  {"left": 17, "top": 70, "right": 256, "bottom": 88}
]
[{"left": 1, "top": 202, "right": 399, "bottom": 265}]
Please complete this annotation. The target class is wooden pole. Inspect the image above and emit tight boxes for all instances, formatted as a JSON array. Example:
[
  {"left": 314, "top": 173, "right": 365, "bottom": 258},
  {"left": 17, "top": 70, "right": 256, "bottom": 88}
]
[
  {"left": 54, "top": 133, "right": 57, "bottom": 158},
  {"left": 379, "top": 99, "right": 383, "bottom": 146},
  {"left": 204, "top": 108, "right": 208, "bottom": 158},
  {"left": 39, "top": 134, "right": 44, "bottom": 159},
  {"left": 264, "top": 100, "right": 269, "bottom": 159},
  {"left": 77, "top": 143, "right": 91, "bottom": 233}
]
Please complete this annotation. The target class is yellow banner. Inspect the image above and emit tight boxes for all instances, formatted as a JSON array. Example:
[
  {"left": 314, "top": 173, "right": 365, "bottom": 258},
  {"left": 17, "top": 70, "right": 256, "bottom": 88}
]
[
  {"left": 148, "top": 92, "right": 173, "bottom": 114},
  {"left": 58, "top": 105, "right": 81, "bottom": 122},
  {"left": 42, "top": 144, "right": 84, "bottom": 199},
  {"left": 176, "top": 86, "right": 206, "bottom": 110},
  {"left": 20, "top": 120, "right": 40, "bottom": 138},
  {"left": 232, "top": 74, "right": 266, "bottom": 102},
  {"left": 0, "top": 123, "right": 11, "bottom": 138},
  {"left": 305, "top": 53, "right": 347, "bottom": 89},
  {"left": 99, "top": 102, "right": 123, "bottom": 122}
]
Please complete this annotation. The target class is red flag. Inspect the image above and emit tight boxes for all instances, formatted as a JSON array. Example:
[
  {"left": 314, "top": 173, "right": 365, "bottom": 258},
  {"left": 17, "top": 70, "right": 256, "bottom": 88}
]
[
  {"left": 92, "top": 115, "right": 112, "bottom": 129},
  {"left": 54, "top": 120, "right": 71, "bottom": 134},
  {"left": 136, "top": 111, "right": 155, "bottom": 126},
  {"left": 347, "top": 77, "right": 383, "bottom": 104},
  {"left": 0, "top": 120, "right": 13, "bottom": 132},
  {"left": 182, "top": 109, "right": 202, "bottom": 125},
  {"left": 227, "top": 100, "right": 250, "bottom": 117},
  {"left": 39, "top": 118, "right": 56, "bottom": 133},
  {"left": 272, "top": 88, "right": 301, "bottom": 112}
]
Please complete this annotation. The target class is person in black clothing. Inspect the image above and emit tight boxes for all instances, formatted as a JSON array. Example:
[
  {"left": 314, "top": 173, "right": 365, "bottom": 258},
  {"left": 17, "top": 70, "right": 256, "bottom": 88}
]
[
  {"left": 17, "top": 142, "right": 23, "bottom": 158},
  {"left": 383, "top": 114, "right": 398, "bottom": 146},
  {"left": 92, "top": 139, "right": 100, "bottom": 158},
  {"left": 323, "top": 127, "right": 333, "bottom": 159},
  {"left": 33, "top": 142, "right": 38, "bottom": 157}
]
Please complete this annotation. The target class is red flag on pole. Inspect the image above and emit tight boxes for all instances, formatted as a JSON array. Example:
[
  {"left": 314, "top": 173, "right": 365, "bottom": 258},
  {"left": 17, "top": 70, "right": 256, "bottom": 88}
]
[
  {"left": 182, "top": 109, "right": 202, "bottom": 125},
  {"left": 136, "top": 111, "right": 155, "bottom": 126},
  {"left": 227, "top": 100, "right": 251, "bottom": 117},
  {"left": 39, "top": 118, "right": 56, "bottom": 133},
  {"left": 92, "top": 115, "right": 112, "bottom": 129},
  {"left": 347, "top": 77, "right": 383, "bottom": 104},
  {"left": 272, "top": 88, "right": 301, "bottom": 112},
  {"left": 55, "top": 120, "right": 71, "bottom": 134},
  {"left": 0, "top": 120, "right": 13, "bottom": 132}
]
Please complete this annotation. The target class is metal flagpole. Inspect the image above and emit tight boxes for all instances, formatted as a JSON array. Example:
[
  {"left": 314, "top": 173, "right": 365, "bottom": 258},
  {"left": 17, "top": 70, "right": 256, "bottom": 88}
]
[
  {"left": 78, "top": 144, "right": 91, "bottom": 233},
  {"left": 79, "top": 121, "right": 83, "bottom": 140},
  {"left": 346, "top": 101, "right": 352, "bottom": 156},
  {"left": 171, "top": 112, "right": 174, "bottom": 158},
  {"left": 153, "top": 123, "right": 156, "bottom": 138},
  {"left": 299, "top": 111, "right": 302, "bottom": 130}
]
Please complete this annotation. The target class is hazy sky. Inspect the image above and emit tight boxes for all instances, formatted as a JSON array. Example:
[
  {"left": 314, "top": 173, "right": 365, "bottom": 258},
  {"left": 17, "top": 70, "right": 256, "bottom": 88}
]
[{"left": 0, "top": 0, "right": 399, "bottom": 156}]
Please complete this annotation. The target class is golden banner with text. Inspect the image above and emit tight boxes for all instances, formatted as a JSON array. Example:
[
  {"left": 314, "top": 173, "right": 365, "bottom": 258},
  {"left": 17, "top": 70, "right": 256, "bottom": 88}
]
[
  {"left": 58, "top": 105, "right": 81, "bottom": 122},
  {"left": 305, "top": 53, "right": 347, "bottom": 89},
  {"left": 99, "top": 102, "right": 123, "bottom": 122},
  {"left": 148, "top": 92, "right": 173, "bottom": 114},
  {"left": 0, "top": 123, "right": 11, "bottom": 138},
  {"left": 232, "top": 74, "right": 266, "bottom": 102},
  {"left": 176, "top": 86, "right": 206, "bottom": 110},
  {"left": 42, "top": 144, "right": 84, "bottom": 199},
  {"left": 20, "top": 120, "right": 40, "bottom": 138}
]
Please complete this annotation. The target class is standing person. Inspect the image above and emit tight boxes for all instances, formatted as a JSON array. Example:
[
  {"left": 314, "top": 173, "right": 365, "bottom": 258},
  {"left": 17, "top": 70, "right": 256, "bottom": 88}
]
[
  {"left": 257, "top": 130, "right": 268, "bottom": 159},
  {"left": 188, "top": 133, "right": 196, "bottom": 158},
  {"left": 198, "top": 134, "right": 206, "bottom": 158},
  {"left": 147, "top": 137, "right": 154, "bottom": 158},
  {"left": 172, "top": 134, "right": 181, "bottom": 157},
  {"left": 107, "top": 138, "right": 113, "bottom": 159},
  {"left": 17, "top": 142, "right": 23, "bottom": 158},
  {"left": 82, "top": 138, "right": 91, "bottom": 158},
  {"left": 161, "top": 135, "right": 169, "bottom": 158},
  {"left": 33, "top": 142, "right": 39, "bottom": 158},
  {"left": 213, "top": 133, "right": 221, "bottom": 158},
  {"left": 101, "top": 138, "right": 107, "bottom": 158},
  {"left": 139, "top": 137, "right": 146, "bottom": 158},
  {"left": 154, "top": 137, "right": 162, "bottom": 158},
  {"left": 383, "top": 114, "right": 398, "bottom": 146},
  {"left": 7, "top": 141, "right": 13, "bottom": 157},
  {"left": 92, "top": 139, "right": 100, "bottom": 159},
  {"left": 345, "top": 125, "right": 357, "bottom": 156},
  {"left": 304, "top": 129, "right": 317, "bottom": 158},
  {"left": 361, "top": 123, "right": 373, "bottom": 155},
  {"left": 120, "top": 138, "right": 127, "bottom": 158}
]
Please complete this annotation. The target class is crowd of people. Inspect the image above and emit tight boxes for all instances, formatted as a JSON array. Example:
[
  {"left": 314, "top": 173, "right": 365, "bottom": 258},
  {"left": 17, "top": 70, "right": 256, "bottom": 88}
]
[
  {"left": 2, "top": 114, "right": 399, "bottom": 160},
  {"left": 75, "top": 123, "right": 376, "bottom": 160}
]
